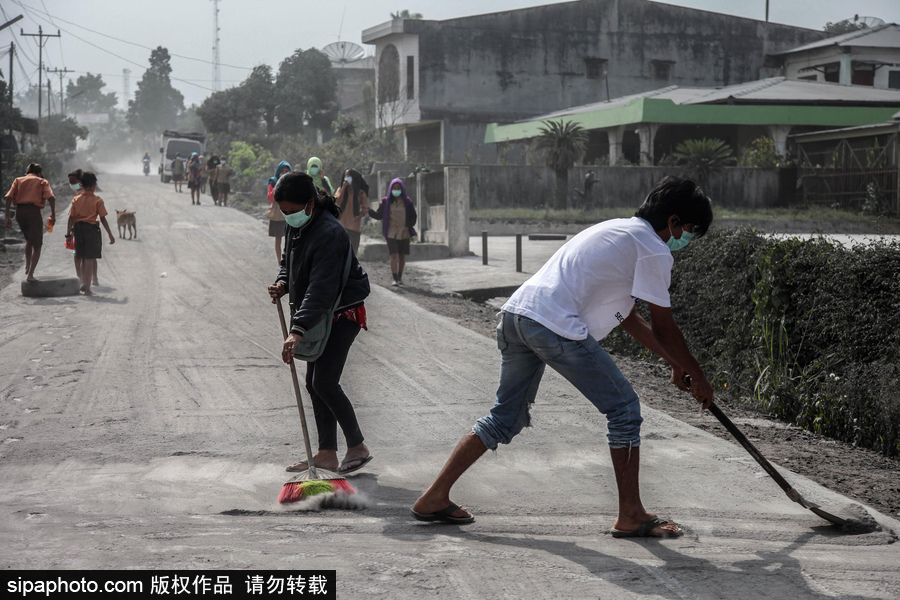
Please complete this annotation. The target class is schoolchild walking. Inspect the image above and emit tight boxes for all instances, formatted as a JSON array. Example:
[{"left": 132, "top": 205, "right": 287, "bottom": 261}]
[{"left": 66, "top": 171, "right": 115, "bottom": 296}]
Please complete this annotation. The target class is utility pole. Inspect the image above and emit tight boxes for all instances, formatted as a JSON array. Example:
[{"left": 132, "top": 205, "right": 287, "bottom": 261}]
[
  {"left": 46, "top": 79, "right": 51, "bottom": 117},
  {"left": 20, "top": 25, "right": 60, "bottom": 121},
  {"left": 47, "top": 67, "right": 74, "bottom": 117},
  {"left": 211, "top": 0, "right": 221, "bottom": 92},
  {"left": 7, "top": 42, "right": 13, "bottom": 104},
  {"left": 766, "top": 0, "right": 770, "bottom": 22}
]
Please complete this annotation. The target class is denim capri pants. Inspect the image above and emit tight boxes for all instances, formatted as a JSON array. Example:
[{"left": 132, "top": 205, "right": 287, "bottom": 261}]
[{"left": 473, "top": 311, "right": 643, "bottom": 450}]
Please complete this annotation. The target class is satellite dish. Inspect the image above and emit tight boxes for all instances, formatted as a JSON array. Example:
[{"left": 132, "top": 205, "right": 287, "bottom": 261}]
[
  {"left": 841, "top": 15, "right": 886, "bottom": 28},
  {"left": 323, "top": 42, "right": 365, "bottom": 65},
  {"left": 855, "top": 16, "right": 886, "bottom": 28}
]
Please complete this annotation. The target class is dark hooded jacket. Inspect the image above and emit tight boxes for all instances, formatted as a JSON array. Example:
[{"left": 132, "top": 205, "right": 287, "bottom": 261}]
[
  {"left": 368, "top": 177, "right": 417, "bottom": 239},
  {"left": 275, "top": 203, "right": 370, "bottom": 337}
]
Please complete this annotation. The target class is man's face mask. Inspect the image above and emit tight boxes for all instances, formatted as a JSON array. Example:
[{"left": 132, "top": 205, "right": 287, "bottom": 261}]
[{"left": 666, "top": 223, "right": 693, "bottom": 252}]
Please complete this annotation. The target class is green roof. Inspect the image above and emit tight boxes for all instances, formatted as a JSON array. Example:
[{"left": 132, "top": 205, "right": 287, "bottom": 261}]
[{"left": 485, "top": 98, "right": 900, "bottom": 144}]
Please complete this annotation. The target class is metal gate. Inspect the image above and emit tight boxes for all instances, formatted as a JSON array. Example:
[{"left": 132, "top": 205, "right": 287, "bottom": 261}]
[{"left": 796, "top": 132, "right": 898, "bottom": 215}]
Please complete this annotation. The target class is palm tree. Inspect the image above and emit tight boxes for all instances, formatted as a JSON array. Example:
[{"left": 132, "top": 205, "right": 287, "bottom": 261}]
[
  {"left": 673, "top": 138, "right": 736, "bottom": 188},
  {"left": 535, "top": 120, "right": 589, "bottom": 210}
]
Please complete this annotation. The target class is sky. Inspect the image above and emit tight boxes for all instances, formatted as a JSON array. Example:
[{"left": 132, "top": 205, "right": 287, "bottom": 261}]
[{"left": 1, "top": 0, "right": 897, "bottom": 114}]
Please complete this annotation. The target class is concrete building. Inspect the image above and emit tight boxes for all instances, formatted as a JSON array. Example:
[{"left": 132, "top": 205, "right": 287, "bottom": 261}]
[
  {"left": 331, "top": 54, "right": 376, "bottom": 127},
  {"left": 777, "top": 23, "right": 900, "bottom": 90},
  {"left": 361, "top": 0, "right": 828, "bottom": 164},
  {"left": 485, "top": 77, "right": 900, "bottom": 165}
]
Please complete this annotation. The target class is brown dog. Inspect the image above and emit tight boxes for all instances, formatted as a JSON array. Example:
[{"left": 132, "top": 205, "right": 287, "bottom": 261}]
[{"left": 116, "top": 210, "right": 137, "bottom": 239}]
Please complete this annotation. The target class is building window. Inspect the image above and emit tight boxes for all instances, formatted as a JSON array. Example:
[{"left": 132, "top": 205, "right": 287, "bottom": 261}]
[
  {"left": 585, "top": 58, "right": 607, "bottom": 80},
  {"left": 652, "top": 60, "right": 673, "bottom": 81},
  {"left": 378, "top": 44, "right": 400, "bottom": 104},
  {"left": 824, "top": 63, "right": 840, "bottom": 83},
  {"left": 890, "top": 71, "right": 900, "bottom": 89},
  {"left": 798, "top": 74, "right": 817, "bottom": 81},
  {"left": 407, "top": 56, "right": 415, "bottom": 100},
  {"left": 851, "top": 64, "right": 875, "bottom": 86}
]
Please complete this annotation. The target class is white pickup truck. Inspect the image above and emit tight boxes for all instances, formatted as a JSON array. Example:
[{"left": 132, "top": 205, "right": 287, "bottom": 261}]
[{"left": 158, "top": 130, "right": 206, "bottom": 183}]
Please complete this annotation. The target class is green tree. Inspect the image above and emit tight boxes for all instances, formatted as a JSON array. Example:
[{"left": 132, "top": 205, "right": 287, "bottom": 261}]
[
  {"left": 242, "top": 65, "right": 277, "bottom": 134},
  {"left": 39, "top": 114, "right": 88, "bottom": 160},
  {"left": 391, "top": 10, "right": 424, "bottom": 19},
  {"left": 198, "top": 65, "right": 276, "bottom": 136},
  {"left": 275, "top": 49, "right": 338, "bottom": 134},
  {"left": 66, "top": 73, "right": 117, "bottom": 115},
  {"left": 0, "top": 80, "right": 23, "bottom": 131},
  {"left": 127, "top": 47, "right": 185, "bottom": 134},
  {"left": 740, "top": 136, "right": 791, "bottom": 168},
  {"left": 534, "top": 120, "right": 588, "bottom": 210},
  {"left": 673, "top": 138, "right": 736, "bottom": 188}
]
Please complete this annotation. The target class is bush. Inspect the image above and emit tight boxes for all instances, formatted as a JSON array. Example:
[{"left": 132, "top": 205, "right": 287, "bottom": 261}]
[{"left": 610, "top": 229, "right": 900, "bottom": 456}]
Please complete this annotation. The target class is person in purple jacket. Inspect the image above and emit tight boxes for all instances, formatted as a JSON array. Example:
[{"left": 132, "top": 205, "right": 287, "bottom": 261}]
[{"left": 368, "top": 178, "right": 417, "bottom": 286}]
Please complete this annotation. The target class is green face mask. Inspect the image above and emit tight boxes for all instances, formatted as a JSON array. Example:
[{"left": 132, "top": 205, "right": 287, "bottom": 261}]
[
  {"left": 309, "top": 167, "right": 319, "bottom": 176},
  {"left": 284, "top": 207, "right": 311, "bottom": 228},
  {"left": 666, "top": 225, "right": 693, "bottom": 252},
  {"left": 391, "top": 189, "right": 402, "bottom": 197}
]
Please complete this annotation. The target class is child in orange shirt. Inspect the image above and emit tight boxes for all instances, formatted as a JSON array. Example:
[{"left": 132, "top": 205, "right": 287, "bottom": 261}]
[{"left": 65, "top": 171, "right": 115, "bottom": 296}]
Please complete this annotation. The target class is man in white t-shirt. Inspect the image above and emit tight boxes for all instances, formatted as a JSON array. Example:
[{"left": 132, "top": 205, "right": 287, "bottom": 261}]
[{"left": 412, "top": 176, "right": 715, "bottom": 537}]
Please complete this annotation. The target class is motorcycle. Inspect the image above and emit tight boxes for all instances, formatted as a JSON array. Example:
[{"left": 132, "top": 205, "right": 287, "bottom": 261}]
[{"left": 143, "top": 161, "right": 150, "bottom": 176}]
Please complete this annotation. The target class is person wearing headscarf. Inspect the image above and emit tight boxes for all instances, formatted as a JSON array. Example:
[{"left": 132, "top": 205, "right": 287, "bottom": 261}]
[
  {"left": 187, "top": 152, "right": 203, "bottom": 205},
  {"left": 368, "top": 177, "right": 417, "bottom": 286},
  {"left": 306, "top": 157, "right": 333, "bottom": 195},
  {"left": 267, "top": 172, "right": 373, "bottom": 475},
  {"left": 334, "top": 168, "right": 370, "bottom": 254},
  {"left": 267, "top": 161, "right": 291, "bottom": 262}
]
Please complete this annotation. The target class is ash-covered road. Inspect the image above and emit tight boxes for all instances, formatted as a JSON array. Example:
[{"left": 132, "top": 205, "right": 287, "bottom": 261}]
[{"left": 1, "top": 175, "right": 898, "bottom": 598}]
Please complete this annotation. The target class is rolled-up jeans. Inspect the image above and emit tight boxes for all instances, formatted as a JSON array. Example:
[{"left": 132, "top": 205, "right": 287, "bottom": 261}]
[{"left": 473, "top": 311, "right": 642, "bottom": 450}]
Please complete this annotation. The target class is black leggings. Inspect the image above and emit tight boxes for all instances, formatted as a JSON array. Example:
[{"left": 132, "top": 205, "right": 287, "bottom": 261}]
[{"left": 305, "top": 317, "right": 363, "bottom": 451}]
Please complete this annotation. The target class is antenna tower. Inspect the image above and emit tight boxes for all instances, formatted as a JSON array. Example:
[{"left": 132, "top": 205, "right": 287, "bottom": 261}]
[
  {"left": 211, "top": 0, "right": 221, "bottom": 91},
  {"left": 122, "top": 68, "right": 131, "bottom": 110}
]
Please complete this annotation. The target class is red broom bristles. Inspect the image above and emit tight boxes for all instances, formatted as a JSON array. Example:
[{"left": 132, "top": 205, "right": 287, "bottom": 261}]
[{"left": 278, "top": 478, "right": 357, "bottom": 504}]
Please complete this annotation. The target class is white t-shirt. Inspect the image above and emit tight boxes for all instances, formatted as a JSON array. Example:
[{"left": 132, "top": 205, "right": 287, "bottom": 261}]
[{"left": 502, "top": 217, "right": 673, "bottom": 341}]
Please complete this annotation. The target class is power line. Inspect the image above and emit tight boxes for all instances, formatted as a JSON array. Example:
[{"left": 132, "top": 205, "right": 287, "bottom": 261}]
[
  {"left": 0, "top": 3, "right": 38, "bottom": 66},
  {"left": 13, "top": 0, "right": 252, "bottom": 71},
  {"left": 13, "top": 3, "right": 215, "bottom": 92},
  {"left": 20, "top": 24, "right": 60, "bottom": 119}
]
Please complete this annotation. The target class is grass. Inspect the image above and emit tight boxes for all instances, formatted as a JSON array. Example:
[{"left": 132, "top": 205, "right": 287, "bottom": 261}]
[{"left": 470, "top": 208, "right": 633, "bottom": 222}]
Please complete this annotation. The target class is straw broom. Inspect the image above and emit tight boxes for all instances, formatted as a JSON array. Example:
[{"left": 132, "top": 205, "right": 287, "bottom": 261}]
[{"left": 276, "top": 298, "right": 356, "bottom": 504}]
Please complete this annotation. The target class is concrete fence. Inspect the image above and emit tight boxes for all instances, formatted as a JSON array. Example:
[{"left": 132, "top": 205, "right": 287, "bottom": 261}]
[{"left": 371, "top": 162, "right": 796, "bottom": 211}]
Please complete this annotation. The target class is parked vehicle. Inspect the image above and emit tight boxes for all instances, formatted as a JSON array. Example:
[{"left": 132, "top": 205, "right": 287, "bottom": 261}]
[{"left": 158, "top": 131, "right": 205, "bottom": 183}]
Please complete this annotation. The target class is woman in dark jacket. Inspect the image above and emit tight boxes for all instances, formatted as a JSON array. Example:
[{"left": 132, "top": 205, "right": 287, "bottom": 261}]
[
  {"left": 369, "top": 177, "right": 417, "bottom": 286},
  {"left": 267, "top": 172, "right": 374, "bottom": 475}
]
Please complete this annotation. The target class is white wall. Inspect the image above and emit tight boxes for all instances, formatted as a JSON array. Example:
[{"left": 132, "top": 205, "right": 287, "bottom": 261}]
[{"left": 785, "top": 46, "right": 900, "bottom": 89}]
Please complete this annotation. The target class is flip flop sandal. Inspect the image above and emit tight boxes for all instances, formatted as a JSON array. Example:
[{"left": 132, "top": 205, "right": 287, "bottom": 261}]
[
  {"left": 409, "top": 502, "right": 475, "bottom": 525},
  {"left": 610, "top": 517, "right": 683, "bottom": 538},
  {"left": 337, "top": 455, "right": 374, "bottom": 475}
]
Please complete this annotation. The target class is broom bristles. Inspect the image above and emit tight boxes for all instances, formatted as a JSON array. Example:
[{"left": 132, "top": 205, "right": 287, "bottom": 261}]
[{"left": 278, "top": 477, "right": 357, "bottom": 504}]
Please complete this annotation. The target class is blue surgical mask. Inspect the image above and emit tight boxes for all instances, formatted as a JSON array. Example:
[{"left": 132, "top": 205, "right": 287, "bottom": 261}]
[
  {"left": 666, "top": 225, "right": 693, "bottom": 252},
  {"left": 69, "top": 182, "right": 82, "bottom": 192},
  {"left": 391, "top": 189, "right": 402, "bottom": 198},
  {"left": 309, "top": 167, "right": 319, "bottom": 176},
  {"left": 284, "top": 207, "right": 311, "bottom": 228}
]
